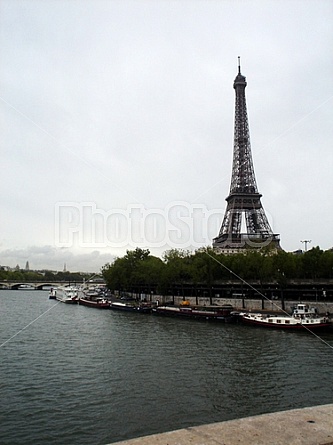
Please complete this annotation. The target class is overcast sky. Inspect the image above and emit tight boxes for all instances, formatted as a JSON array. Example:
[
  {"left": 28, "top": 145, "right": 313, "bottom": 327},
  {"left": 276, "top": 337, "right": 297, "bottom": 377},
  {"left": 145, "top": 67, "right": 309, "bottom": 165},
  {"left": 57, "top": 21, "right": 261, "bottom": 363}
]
[{"left": 1, "top": 0, "right": 332, "bottom": 272}]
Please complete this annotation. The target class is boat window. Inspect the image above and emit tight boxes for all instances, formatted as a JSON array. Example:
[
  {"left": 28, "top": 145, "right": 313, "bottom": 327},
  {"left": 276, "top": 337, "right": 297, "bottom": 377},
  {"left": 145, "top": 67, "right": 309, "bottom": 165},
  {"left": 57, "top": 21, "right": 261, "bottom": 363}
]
[
  {"left": 285, "top": 320, "right": 290, "bottom": 324},
  {"left": 276, "top": 319, "right": 281, "bottom": 323}
]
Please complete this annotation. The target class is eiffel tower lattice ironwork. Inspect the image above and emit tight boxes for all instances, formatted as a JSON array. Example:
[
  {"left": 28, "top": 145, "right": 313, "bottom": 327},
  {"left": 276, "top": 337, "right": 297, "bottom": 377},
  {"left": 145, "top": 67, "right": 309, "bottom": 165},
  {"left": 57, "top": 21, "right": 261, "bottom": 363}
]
[{"left": 213, "top": 59, "right": 280, "bottom": 252}]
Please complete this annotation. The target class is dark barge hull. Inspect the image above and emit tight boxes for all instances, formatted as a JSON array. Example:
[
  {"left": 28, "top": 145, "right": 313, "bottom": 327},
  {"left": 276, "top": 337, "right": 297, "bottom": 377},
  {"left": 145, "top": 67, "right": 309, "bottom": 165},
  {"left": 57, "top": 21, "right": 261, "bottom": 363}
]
[
  {"left": 79, "top": 298, "right": 110, "bottom": 309},
  {"left": 110, "top": 302, "right": 152, "bottom": 313},
  {"left": 152, "top": 305, "right": 236, "bottom": 322}
]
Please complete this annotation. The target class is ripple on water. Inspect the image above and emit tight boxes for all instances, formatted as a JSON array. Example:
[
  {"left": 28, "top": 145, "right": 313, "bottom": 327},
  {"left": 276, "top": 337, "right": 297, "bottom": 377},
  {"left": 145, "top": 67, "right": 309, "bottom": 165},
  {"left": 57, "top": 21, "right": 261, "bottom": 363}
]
[{"left": 1, "top": 291, "right": 333, "bottom": 445}]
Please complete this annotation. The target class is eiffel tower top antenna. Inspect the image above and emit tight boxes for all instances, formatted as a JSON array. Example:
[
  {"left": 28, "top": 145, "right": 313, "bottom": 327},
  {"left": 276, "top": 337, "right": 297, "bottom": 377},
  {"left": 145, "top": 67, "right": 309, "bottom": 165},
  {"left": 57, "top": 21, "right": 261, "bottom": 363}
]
[{"left": 238, "top": 56, "right": 241, "bottom": 74}]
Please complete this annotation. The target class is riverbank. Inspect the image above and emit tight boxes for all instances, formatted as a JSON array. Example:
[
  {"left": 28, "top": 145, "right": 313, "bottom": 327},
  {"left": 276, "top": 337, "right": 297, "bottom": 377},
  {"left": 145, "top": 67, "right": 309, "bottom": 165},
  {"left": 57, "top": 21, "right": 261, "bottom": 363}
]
[
  {"left": 110, "top": 404, "right": 333, "bottom": 445},
  {"left": 122, "top": 292, "right": 333, "bottom": 315}
]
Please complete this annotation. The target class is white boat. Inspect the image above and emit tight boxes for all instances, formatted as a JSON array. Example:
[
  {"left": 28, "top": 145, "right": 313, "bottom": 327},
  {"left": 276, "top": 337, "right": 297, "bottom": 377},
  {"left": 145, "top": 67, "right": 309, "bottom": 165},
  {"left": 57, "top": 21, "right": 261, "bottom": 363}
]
[
  {"left": 55, "top": 286, "right": 79, "bottom": 304},
  {"left": 239, "top": 303, "right": 332, "bottom": 331},
  {"left": 48, "top": 288, "right": 57, "bottom": 299},
  {"left": 18, "top": 284, "right": 35, "bottom": 290}
]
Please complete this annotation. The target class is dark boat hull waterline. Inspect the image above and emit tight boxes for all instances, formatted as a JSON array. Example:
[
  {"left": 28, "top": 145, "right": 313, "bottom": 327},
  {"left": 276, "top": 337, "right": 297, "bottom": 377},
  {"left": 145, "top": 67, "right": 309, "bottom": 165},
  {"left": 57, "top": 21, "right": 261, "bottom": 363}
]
[
  {"left": 152, "top": 304, "right": 236, "bottom": 322},
  {"left": 110, "top": 301, "right": 153, "bottom": 313},
  {"left": 79, "top": 298, "right": 110, "bottom": 309}
]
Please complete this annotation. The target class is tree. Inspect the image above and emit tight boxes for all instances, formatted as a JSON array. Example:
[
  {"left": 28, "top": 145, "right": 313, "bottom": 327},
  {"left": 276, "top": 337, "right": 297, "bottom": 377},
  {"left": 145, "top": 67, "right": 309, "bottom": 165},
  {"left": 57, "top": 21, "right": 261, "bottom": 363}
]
[
  {"left": 301, "top": 246, "right": 323, "bottom": 279},
  {"left": 101, "top": 246, "right": 333, "bottom": 300},
  {"left": 102, "top": 248, "right": 164, "bottom": 295},
  {"left": 272, "top": 251, "right": 297, "bottom": 280},
  {"left": 319, "top": 250, "right": 333, "bottom": 278},
  {"left": 162, "top": 249, "right": 192, "bottom": 298},
  {"left": 102, "top": 257, "right": 128, "bottom": 291},
  {"left": 134, "top": 256, "right": 164, "bottom": 294}
]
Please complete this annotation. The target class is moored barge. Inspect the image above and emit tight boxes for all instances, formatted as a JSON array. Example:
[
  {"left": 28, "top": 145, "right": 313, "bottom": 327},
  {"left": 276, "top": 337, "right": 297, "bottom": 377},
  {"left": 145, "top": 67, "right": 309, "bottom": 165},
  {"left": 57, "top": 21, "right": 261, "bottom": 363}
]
[
  {"left": 79, "top": 296, "right": 110, "bottom": 309},
  {"left": 152, "top": 302, "right": 236, "bottom": 322},
  {"left": 110, "top": 301, "right": 153, "bottom": 313},
  {"left": 239, "top": 303, "right": 332, "bottom": 331},
  {"left": 55, "top": 286, "right": 79, "bottom": 304}
]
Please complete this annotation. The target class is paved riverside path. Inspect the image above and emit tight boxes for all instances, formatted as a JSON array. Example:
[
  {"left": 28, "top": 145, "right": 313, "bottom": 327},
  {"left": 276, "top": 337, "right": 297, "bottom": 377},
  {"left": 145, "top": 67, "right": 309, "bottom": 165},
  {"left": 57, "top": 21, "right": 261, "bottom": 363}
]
[{"left": 109, "top": 404, "right": 333, "bottom": 445}]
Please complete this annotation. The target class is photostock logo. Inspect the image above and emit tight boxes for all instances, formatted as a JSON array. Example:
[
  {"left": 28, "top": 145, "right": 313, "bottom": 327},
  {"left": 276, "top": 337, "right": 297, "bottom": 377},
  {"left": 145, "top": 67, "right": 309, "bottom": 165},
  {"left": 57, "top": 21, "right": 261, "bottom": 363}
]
[{"left": 54, "top": 202, "right": 224, "bottom": 249}]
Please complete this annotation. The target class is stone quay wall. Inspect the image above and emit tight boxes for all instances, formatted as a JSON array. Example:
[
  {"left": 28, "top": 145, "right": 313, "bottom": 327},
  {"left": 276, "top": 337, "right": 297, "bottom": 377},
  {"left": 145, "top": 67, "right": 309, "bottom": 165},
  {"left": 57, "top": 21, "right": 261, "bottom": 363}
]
[{"left": 151, "top": 295, "right": 333, "bottom": 315}]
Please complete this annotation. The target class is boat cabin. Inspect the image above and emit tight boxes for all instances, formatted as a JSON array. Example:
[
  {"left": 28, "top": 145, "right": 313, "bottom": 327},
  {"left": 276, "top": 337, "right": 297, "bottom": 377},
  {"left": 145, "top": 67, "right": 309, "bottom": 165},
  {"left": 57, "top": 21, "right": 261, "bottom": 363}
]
[{"left": 293, "top": 304, "right": 317, "bottom": 318}]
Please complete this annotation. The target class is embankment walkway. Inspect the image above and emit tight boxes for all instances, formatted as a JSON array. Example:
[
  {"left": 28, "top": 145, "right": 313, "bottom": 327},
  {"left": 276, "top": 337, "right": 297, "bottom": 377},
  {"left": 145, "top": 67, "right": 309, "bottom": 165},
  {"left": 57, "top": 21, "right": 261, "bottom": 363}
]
[{"left": 109, "top": 404, "right": 333, "bottom": 445}]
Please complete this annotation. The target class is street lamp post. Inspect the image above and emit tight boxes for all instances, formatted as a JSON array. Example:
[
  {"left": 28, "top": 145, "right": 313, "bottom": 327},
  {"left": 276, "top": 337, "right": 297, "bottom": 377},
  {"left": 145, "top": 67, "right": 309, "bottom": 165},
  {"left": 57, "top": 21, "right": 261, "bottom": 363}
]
[{"left": 300, "top": 240, "right": 311, "bottom": 252}]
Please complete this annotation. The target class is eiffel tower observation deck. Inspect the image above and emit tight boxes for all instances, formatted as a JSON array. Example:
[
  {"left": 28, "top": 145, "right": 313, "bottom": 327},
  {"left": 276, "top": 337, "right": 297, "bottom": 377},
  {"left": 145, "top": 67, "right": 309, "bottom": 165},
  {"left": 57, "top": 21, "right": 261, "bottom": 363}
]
[{"left": 213, "top": 59, "right": 281, "bottom": 253}]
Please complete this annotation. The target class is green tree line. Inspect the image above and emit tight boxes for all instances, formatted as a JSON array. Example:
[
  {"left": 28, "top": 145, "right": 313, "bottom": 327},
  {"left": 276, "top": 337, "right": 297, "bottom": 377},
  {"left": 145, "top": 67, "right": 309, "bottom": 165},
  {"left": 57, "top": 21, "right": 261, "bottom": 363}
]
[
  {"left": 0, "top": 269, "right": 91, "bottom": 283},
  {"left": 102, "top": 246, "right": 333, "bottom": 295}
]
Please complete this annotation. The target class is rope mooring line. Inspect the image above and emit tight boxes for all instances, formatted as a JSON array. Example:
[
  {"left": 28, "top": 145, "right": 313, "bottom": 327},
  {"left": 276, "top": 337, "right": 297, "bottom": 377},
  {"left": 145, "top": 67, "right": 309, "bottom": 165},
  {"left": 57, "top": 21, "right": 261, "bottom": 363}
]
[{"left": 0, "top": 301, "right": 60, "bottom": 349}]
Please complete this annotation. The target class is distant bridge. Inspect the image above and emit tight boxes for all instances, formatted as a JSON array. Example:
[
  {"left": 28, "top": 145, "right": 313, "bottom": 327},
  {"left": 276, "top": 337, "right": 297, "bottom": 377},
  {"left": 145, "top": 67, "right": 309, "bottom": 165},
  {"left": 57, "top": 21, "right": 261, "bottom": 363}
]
[{"left": 0, "top": 280, "right": 104, "bottom": 290}]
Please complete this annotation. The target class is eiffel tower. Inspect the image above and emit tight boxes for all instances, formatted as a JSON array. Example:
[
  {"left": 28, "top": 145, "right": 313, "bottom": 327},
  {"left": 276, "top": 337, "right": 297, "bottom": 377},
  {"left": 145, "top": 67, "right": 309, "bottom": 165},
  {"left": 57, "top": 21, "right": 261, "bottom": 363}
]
[{"left": 213, "top": 59, "right": 281, "bottom": 253}]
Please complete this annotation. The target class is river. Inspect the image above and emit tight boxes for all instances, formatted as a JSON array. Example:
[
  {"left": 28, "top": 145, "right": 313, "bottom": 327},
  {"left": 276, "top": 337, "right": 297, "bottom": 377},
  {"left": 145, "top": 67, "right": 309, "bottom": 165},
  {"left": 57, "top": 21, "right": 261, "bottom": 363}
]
[{"left": 0, "top": 290, "right": 332, "bottom": 445}]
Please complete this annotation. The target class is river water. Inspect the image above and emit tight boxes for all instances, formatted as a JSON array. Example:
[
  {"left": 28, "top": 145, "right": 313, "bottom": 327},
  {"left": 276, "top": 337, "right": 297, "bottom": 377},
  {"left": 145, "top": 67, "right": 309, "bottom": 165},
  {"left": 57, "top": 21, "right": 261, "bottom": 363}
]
[{"left": 0, "top": 290, "right": 332, "bottom": 445}]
